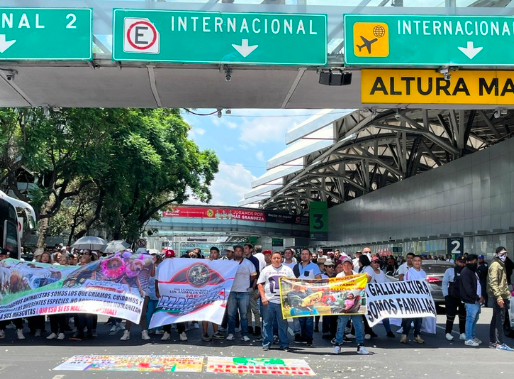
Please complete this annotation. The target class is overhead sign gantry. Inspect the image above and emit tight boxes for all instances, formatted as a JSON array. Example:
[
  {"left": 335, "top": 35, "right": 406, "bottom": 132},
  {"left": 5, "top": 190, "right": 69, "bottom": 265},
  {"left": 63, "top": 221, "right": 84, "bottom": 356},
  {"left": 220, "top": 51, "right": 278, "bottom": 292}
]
[
  {"left": 344, "top": 14, "right": 514, "bottom": 67},
  {"left": 112, "top": 9, "right": 327, "bottom": 66}
]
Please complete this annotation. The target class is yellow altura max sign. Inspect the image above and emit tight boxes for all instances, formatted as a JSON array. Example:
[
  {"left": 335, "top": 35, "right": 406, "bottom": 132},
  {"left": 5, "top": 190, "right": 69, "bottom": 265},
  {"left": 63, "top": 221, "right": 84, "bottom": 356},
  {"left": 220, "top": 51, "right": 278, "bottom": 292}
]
[{"left": 361, "top": 69, "right": 514, "bottom": 105}]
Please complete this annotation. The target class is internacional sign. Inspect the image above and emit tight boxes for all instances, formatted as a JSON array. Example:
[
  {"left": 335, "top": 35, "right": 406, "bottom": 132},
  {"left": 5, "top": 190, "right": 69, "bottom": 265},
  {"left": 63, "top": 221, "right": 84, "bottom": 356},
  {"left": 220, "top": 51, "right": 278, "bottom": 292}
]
[
  {"left": 113, "top": 9, "right": 327, "bottom": 65},
  {"left": 0, "top": 8, "right": 92, "bottom": 60},
  {"left": 344, "top": 14, "right": 514, "bottom": 67},
  {"left": 361, "top": 69, "right": 514, "bottom": 105}
]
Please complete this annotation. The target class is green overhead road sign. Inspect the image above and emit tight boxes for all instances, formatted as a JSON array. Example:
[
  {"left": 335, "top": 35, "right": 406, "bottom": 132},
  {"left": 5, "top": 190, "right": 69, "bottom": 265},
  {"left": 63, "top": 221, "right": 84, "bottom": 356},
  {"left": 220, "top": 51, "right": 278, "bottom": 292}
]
[
  {"left": 344, "top": 14, "right": 514, "bottom": 67},
  {"left": 113, "top": 9, "right": 327, "bottom": 65},
  {"left": 0, "top": 8, "right": 92, "bottom": 60}
]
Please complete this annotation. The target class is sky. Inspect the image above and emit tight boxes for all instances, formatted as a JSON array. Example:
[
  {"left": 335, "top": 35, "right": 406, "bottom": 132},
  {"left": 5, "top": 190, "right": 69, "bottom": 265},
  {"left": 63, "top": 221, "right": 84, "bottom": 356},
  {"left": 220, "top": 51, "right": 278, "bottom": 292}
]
[{"left": 182, "top": 109, "right": 322, "bottom": 206}]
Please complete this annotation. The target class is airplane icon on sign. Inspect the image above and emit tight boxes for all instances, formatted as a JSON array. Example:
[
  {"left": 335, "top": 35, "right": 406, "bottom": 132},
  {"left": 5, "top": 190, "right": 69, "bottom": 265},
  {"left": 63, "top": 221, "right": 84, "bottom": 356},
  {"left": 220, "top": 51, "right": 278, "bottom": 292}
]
[{"left": 356, "top": 36, "right": 378, "bottom": 54}]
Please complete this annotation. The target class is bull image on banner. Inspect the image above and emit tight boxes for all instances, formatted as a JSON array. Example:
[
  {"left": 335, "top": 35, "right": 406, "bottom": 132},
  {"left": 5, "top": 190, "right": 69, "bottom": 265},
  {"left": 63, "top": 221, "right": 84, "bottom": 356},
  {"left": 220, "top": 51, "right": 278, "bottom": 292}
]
[
  {"left": 149, "top": 258, "right": 238, "bottom": 328},
  {"left": 365, "top": 280, "right": 437, "bottom": 327},
  {"left": 279, "top": 274, "right": 367, "bottom": 318},
  {"left": 0, "top": 255, "right": 152, "bottom": 323}
]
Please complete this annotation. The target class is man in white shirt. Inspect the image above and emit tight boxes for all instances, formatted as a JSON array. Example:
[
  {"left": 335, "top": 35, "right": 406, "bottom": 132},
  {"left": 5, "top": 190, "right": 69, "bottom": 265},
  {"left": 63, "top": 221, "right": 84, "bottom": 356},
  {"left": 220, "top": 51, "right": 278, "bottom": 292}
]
[
  {"left": 226, "top": 245, "right": 256, "bottom": 342},
  {"left": 292, "top": 248, "right": 322, "bottom": 346},
  {"left": 400, "top": 255, "right": 427, "bottom": 344},
  {"left": 397, "top": 252, "right": 415, "bottom": 281},
  {"left": 258, "top": 252, "right": 294, "bottom": 351},
  {"left": 283, "top": 248, "right": 297, "bottom": 269}
]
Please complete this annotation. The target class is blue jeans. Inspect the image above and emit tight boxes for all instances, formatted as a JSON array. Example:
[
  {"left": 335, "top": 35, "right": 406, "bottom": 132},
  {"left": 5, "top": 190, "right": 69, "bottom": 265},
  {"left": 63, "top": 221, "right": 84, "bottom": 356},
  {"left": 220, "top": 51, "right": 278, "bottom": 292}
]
[
  {"left": 465, "top": 302, "right": 481, "bottom": 340},
  {"left": 382, "top": 318, "right": 392, "bottom": 333},
  {"left": 227, "top": 292, "right": 249, "bottom": 336},
  {"left": 402, "top": 318, "right": 422, "bottom": 337},
  {"left": 299, "top": 316, "right": 314, "bottom": 343},
  {"left": 335, "top": 315, "right": 363, "bottom": 345},
  {"left": 262, "top": 302, "right": 289, "bottom": 349}
]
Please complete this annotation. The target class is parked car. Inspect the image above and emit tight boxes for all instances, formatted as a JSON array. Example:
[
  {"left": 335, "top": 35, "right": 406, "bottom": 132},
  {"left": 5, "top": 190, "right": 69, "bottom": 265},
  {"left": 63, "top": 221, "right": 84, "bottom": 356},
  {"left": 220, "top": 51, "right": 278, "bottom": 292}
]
[{"left": 386, "top": 260, "right": 453, "bottom": 305}]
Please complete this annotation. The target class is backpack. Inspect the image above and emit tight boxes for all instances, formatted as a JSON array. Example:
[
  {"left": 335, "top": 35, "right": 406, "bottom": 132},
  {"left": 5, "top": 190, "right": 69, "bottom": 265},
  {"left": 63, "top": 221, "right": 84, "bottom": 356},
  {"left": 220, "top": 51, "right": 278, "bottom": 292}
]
[{"left": 448, "top": 267, "right": 461, "bottom": 298}]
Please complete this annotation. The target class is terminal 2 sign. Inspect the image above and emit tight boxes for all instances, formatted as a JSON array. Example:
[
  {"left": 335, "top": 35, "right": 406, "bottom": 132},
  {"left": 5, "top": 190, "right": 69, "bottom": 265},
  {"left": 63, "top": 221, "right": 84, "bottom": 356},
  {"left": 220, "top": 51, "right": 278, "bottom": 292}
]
[{"left": 361, "top": 69, "right": 514, "bottom": 105}]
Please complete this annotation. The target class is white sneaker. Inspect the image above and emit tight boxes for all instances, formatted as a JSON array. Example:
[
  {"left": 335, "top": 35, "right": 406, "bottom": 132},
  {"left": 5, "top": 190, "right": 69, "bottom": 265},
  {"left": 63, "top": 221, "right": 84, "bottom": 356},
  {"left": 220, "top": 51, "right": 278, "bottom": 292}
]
[
  {"left": 465, "top": 339, "right": 479, "bottom": 347},
  {"left": 357, "top": 345, "right": 370, "bottom": 355},
  {"left": 226, "top": 333, "right": 235, "bottom": 341},
  {"left": 242, "top": 335, "right": 251, "bottom": 342},
  {"left": 396, "top": 327, "right": 403, "bottom": 334},
  {"left": 109, "top": 325, "right": 117, "bottom": 334},
  {"left": 364, "top": 334, "right": 371, "bottom": 340},
  {"left": 179, "top": 332, "right": 188, "bottom": 341},
  {"left": 333, "top": 345, "right": 341, "bottom": 354},
  {"left": 57, "top": 333, "right": 65, "bottom": 340},
  {"left": 161, "top": 332, "right": 171, "bottom": 341},
  {"left": 473, "top": 337, "right": 483, "bottom": 345},
  {"left": 35, "top": 329, "right": 41, "bottom": 337},
  {"left": 120, "top": 330, "right": 130, "bottom": 341},
  {"left": 47, "top": 333, "right": 57, "bottom": 340},
  {"left": 142, "top": 330, "right": 150, "bottom": 340},
  {"left": 346, "top": 333, "right": 356, "bottom": 339},
  {"left": 17, "top": 329, "right": 25, "bottom": 340},
  {"left": 445, "top": 333, "right": 454, "bottom": 341},
  {"left": 460, "top": 333, "right": 467, "bottom": 341},
  {"left": 0, "top": 330, "right": 4, "bottom": 339},
  {"left": 235, "top": 327, "right": 241, "bottom": 333}
]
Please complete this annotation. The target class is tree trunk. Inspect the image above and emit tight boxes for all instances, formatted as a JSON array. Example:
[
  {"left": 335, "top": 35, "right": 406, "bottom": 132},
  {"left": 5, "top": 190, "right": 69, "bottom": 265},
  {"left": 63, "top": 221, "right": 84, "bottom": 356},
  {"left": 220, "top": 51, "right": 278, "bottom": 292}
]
[{"left": 36, "top": 217, "right": 49, "bottom": 247}]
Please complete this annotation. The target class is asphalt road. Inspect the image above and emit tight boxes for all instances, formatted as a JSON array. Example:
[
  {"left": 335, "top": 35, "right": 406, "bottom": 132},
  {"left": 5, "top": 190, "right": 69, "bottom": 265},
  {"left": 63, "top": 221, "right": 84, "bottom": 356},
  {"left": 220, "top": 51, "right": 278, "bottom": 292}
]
[{"left": 0, "top": 308, "right": 513, "bottom": 379}]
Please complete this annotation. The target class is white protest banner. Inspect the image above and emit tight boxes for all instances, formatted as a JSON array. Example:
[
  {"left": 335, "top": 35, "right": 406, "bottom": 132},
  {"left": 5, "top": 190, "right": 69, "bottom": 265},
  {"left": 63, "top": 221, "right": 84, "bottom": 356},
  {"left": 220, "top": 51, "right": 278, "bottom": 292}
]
[
  {"left": 149, "top": 258, "right": 238, "bottom": 328},
  {"left": 365, "top": 279, "right": 436, "bottom": 327},
  {"left": 0, "top": 255, "right": 152, "bottom": 323}
]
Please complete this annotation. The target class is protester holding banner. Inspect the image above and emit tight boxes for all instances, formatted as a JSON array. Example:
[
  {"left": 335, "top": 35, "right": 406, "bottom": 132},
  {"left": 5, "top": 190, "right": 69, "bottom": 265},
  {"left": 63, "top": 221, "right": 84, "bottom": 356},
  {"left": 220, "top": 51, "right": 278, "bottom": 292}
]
[
  {"left": 202, "top": 247, "right": 225, "bottom": 342},
  {"left": 400, "top": 255, "right": 426, "bottom": 344},
  {"left": 369, "top": 256, "right": 395, "bottom": 338},
  {"left": 258, "top": 251, "right": 294, "bottom": 352},
  {"left": 332, "top": 258, "right": 370, "bottom": 355},
  {"left": 226, "top": 245, "right": 256, "bottom": 342},
  {"left": 321, "top": 259, "right": 338, "bottom": 340},
  {"left": 47, "top": 256, "right": 70, "bottom": 341},
  {"left": 158, "top": 249, "right": 188, "bottom": 342},
  {"left": 291, "top": 248, "right": 321, "bottom": 346},
  {"left": 398, "top": 252, "right": 415, "bottom": 281},
  {"left": 244, "top": 244, "right": 261, "bottom": 338},
  {"left": 147, "top": 253, "right": 163, "bottom": 335},
  {"left": 0, "top": 249, "right": 25, "bottom": 340},
  {"left": 442, "top": 256, "right": 467, "bottom": 342}
]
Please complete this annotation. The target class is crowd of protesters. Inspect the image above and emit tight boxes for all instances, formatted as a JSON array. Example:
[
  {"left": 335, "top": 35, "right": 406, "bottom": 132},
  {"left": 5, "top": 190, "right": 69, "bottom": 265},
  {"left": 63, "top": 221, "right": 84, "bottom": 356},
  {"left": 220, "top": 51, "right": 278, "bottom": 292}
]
[{"left": 1, "top": 243, "right": 513, "bottom": 354}]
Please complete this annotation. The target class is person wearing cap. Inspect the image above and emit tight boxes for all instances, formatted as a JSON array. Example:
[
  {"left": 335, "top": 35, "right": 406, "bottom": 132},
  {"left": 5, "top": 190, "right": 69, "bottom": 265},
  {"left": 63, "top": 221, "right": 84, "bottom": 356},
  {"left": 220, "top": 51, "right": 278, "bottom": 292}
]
[
  {"left": 369, "top": 255, "right": 395, "bottom": 338},
  {"left": 321, "top": 259, "right": 337, "bottom": 340},
  {"left": 476, "top": 254, "right": 488, "bottom": 307},
  {"left": 487, "top": 246, "right": 513, "bottom": 351},
  {"left": 223, "top": 247, "right": 234, "bottom": 260},
  {"left": 283, "top": 248, "right": 296, "bottom": 269},
  {"left": 333, "top": 258, "right": 370, "bottom": 355},
  {"left": 442, "top": 255, "right": 467, "bottom": 341},
  {"left": 262, "top": 249, "right": 272, "bottom": 267}
]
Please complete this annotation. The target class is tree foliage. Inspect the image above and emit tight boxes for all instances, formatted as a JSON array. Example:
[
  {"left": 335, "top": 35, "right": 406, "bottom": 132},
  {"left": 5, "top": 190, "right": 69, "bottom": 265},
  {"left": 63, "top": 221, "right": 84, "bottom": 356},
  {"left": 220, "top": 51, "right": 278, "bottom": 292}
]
[{"left": 0, "top": 108, "right": 219, "bottom": 245}]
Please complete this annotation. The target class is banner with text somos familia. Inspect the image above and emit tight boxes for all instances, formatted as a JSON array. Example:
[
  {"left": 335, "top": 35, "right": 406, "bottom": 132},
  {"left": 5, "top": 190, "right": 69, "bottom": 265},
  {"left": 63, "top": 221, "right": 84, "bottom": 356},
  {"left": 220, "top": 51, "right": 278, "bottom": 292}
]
[
  {"left": 150, "top": 258, "right": 239, "bottom": 328},
  {"left": 0, "top": 256, "right": 152, "bottom": 323},
  {"left": 279, "top": 274, "right": 368, "bottom": 319},
  {"left": 365, "top": 280, "right": 436, "bottom": 327}
]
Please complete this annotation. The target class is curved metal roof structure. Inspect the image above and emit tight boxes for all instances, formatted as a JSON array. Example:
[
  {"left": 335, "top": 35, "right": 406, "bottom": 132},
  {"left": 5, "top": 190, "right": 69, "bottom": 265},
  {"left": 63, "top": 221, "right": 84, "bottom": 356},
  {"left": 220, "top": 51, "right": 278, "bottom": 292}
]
[{"left": 241, "top": 108, "right": 514, "bottom": 214}]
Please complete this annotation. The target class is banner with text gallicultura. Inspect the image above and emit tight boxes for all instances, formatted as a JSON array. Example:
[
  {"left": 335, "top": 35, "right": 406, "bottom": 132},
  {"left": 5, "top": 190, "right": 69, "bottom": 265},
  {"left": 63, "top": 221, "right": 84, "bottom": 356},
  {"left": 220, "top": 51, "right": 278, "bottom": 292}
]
[
  {"left": 0, "top": 256, "right": 151, "bottom": 323},
  {"left": 279, "top": 274, "right": 368, "bottom": 319},
  {"left": 365, "top": 280, "right": 437, "bottom": 327},
  {"left": 149, "top": 258, "right": 239, "bottom": 328}
]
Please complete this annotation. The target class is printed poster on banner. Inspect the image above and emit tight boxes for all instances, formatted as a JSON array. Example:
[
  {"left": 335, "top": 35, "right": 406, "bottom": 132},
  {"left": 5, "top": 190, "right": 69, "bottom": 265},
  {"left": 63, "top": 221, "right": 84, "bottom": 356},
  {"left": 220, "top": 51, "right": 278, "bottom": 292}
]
[
  {"left": 365, "top": 279, "right": 437, "bottom": 327},
  {"left": 0, "top": 255, "right": 152, "bottom": 323},
  {"left": 54, "top": 355, "right": 203, "bottom": 372},
  {"left": 150, "top": 258, "right": 238, "bottom": 328},
  {"left": 279, "top": 275, "right": 367, "bottom": 319},
  {"left": 206, "top": 356, "right": 315, "bottom": 376}
]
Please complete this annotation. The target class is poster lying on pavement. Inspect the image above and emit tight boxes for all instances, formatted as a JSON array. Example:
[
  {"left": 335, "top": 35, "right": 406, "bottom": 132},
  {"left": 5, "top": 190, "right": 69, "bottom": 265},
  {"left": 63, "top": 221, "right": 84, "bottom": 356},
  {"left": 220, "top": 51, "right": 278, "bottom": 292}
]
[
  {"left": 0, "top": 255, "right": 151, "bottom": 323},
  {"left": 279, "top": 274, "right": 368, "bottom": 318},
  {"left": 206, "top": 356, "right": 315, "bottom": 376},
  {"left": 54, "top": 355, "right": 203, "bottom": 372},
  {"left": 365, "top": 279, "right": 437, "bottom": 327},
  {"left": 150, "top": 258, "right": 239, "bottom": 328}
]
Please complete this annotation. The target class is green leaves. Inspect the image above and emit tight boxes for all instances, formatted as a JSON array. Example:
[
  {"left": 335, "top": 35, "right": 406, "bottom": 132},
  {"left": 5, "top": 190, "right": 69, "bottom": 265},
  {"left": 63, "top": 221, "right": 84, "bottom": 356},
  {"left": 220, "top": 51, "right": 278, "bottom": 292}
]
[{"left": 0, "top": 108, "right": 219, "bottom": 244}]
